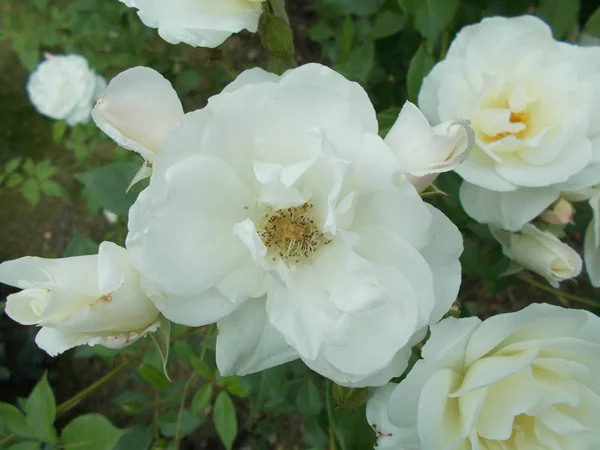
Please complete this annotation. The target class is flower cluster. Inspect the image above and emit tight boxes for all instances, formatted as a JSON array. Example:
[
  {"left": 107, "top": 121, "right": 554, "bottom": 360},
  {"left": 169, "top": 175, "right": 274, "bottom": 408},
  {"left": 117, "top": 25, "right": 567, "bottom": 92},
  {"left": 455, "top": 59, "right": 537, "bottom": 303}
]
[{"left": 419, "top": 15, "right": 600, "bottom": 286}]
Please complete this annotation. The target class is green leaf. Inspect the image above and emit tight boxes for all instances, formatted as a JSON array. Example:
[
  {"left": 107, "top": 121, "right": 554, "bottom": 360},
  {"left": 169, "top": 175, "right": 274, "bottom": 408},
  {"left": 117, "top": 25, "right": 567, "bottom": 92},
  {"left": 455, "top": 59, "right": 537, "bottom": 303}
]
[
  {"left": 137, "top": 364, "right": 169, "bottom": 390},
  {"left": 34, "top": 161, "right": 56, "bottom": 181},
  {"left": 40, "top": 180, "right": 64, "bottom": 197},
  {"left": 0, "top": 402, "right": 30, "bottom": 438},
  {"left": 21, "top": 180, "right": 41, "bottom": 207},
  {"left": 61, "top": 414, "right": 124, "bottom": 450},
  {"left": 4, "top": 173, "right": 24, "bottom": 188},
  {"left": 4, "top": 158, "right": 22, "bottom": 174},
  {"left": 324, "top": 0, "right": 382, "bottom": 16},
  {"left": 64, "top": 232, "right": 99, "bottom": 257},
  {"left": 328, "top": 396, "right": 375, "bottom": 450},
  {"left": 158, "top": 410, "right": 204, "bottom": 438},
  {"left": 335, "top": 40, "right": 375, "bottom": 83},
  {"left": 296, "top": 380, "right": 321, "bottom": 417},
  {"left": 213, "top": 392, "right": 237, "bottom": 450},
  {"left": 259, "top": 11, "right": 295, "bottom": 61},
  {"left": 583, "top": 7, "right": 600, "bottom": 36},
  {"left": 75, "top": 162, "right": 147, "bottom": 216},
  {"left": 372, "top": 10, "right": 406, "bottom": 40},
  {"left": 332, "top": 385, "right": 369, "bottom": 409},
  {"left": 308, "top": 23, "right": 335, "bottom": 42},
  {"left": 407, "top": 43, "right": 435, "bottom": 103},
  {"left": 190, "top": 357, "right": 213, "bottom": 379},
  {"left": 303, "top": 417, "right": 328, "bottom": 449},
  {"left": 26, "top": 374, "right": 56, "bottom": 444},
  {"left": 399, "top": 0, "right": 459, "bottom": 42},
  {"left": 149, "top": 315, "right": 171, "bottom": 381},
  {"left": 536, "top": 0, "right": 580, "bottom": 38},
  {"left": 7, "top": 442, "right": 41, "bottom": 450},
  {"left": 220, "top": 376, "right": 248, "bottom": 398},
  {"left": 191, "top": 384, "right": 213, "bottom": 415},
  {"left": 23, "top": 159, "right": 35, "bottom": 176},
  {"left": 114, "top": 424, "right": 153, "bottom": 450},
  {"left": 52, "top": 121, "right": 68, "bottom": 144}
]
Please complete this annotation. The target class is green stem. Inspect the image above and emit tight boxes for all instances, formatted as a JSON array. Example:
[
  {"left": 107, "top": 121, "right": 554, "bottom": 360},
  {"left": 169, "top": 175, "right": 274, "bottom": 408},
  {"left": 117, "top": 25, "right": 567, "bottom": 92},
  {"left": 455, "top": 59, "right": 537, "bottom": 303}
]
[
  {"left": 518, "top": 274, "right": 599, "bottom": 308},
  {"left": 440, "top": 29, "right": 450, "bottom": 60},
  {"left": 57, "top": 358, "right": 137, "bottom": 417},
  {"left": 328, "top": 424, "right": 337, "bottom": 450},
  {"left": 0, "top": 435, "right": 17, "bottom": 447},
  {"left": 173, "top": 324, "right": 214, "bottom": 449}
]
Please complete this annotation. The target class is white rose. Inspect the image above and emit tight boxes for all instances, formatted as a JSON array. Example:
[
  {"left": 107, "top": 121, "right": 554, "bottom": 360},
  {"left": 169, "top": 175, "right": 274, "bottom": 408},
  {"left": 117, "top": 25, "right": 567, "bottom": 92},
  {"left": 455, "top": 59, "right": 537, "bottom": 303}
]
[
  {"left": 371, "top": 303, "right": 600, "bottom": 450},
  {"left": 385, "top": 102, "right": 474, "bottom": 192},
  {"left": 420, "top": 16, "right": 600, "bottom": 192},
  {"left": 0, "top": 242, "right": 161, "bottom": 356},
  {"left": 125, "top": 64, "right": 463, "bottom": 386},
  {"left": 92, "top": 66, "right": 184, "bottom": 163},
  {"left": 584, "top": 195, "right": 600, "bottom": 287},
  {"left": 491, "top": 223, "right": 582, "bottom": 287},
  {"left": 119, "top": 0, "right": 266, "bottom": 48},
  {"left": 26, "top": 54, "right": 106, "bottom": 126}
]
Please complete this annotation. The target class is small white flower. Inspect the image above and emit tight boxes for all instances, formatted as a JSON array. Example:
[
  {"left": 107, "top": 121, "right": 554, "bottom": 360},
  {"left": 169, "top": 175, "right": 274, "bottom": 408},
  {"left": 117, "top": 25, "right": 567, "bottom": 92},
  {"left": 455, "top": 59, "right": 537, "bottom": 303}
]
[
  {"left": 119, "top": 0, "right": 266, "bottom": 48},
  {"left": 26, "top": 54, "right": 106, "bottom": 126},
  {"left": 584, "top": 195, "right": 600, "bottom": 287},
  {"left": 126, "top": 64, "right": 463, "bottom": 386},
  {"left": 370, "top": 303, "right": 600, "bottom": 450},
  {"left": 420, "top": 16, "right": 600, "bottom": 192},
  {"left": 0, "top": 242, "right": 161, "bottom": 356},
  {"left": 92, "top": 66, "right": 184, "bottom": 163},
  {"left": 385, "top": 102, "right": 474, "bottom": 192},
  {"left": 491, "top": 223, "right": 582, "bottom": 287}
]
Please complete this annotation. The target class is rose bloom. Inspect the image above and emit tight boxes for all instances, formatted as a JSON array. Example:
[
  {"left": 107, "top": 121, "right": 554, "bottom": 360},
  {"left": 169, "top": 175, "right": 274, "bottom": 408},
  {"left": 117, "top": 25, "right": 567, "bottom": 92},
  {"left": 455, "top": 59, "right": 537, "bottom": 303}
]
[
  {"left": 420, "top": 16, "right": 600, "bottom": 231},
  {"left": 26, "top": 54, "right": 106, "bottom": 126},
  {"left": 369, "top": 303, "right": 600, "bottom": 449},
  {"left": 119, "top": 0, "right": 266, "bottom": 48},
  {"left": 0, "top": 242, "right": 161, "bottom": 356},
  {"left": 491, "top": 223, "right": 582, "bottom": 287},
  {"left": 121, "top": 63, "right": 464, "bottom": 386}
]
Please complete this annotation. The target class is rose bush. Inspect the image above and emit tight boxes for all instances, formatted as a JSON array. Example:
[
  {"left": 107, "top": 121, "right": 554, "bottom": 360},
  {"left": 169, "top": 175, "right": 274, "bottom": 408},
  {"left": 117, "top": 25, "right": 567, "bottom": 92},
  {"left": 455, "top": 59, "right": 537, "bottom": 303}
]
[
  {"left": 369, "top": 303, "right": 600, "bottom": 449},
  {"left": 26, "top": 54, "right": 106, "bottom": 126},
  {"left": 119, "top": 63, "right": 466, "bottom": 386},
  {"left": 0, "top": 242, "right": 161, "bottom": 356}
]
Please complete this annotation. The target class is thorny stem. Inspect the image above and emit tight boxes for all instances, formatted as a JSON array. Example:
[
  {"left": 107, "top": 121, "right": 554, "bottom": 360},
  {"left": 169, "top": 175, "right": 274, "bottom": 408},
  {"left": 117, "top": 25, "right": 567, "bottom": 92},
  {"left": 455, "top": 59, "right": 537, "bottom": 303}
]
[
  {"left": 56, "top": 357, "right": 138, "bottom": 417},
  {"left": 518, "top": 274, "right": 599, "bottom": 308},
  {"left": 173, "top": 324, "right": 215, "bottom": 450}
]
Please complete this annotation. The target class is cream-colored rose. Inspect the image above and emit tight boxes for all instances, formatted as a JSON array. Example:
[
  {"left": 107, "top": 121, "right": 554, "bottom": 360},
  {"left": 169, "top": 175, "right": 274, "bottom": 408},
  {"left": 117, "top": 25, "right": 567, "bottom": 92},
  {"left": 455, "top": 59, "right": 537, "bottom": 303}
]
[
  {"left": 491, "top": 223, "right": 582, "bottom": 287},
  {"left": 370, "top": 303, "right": 600, "bottom": 449},
  {"left": 420, "top": 16, "right": 600, "bottom": 193},
  {"left": 0, "top": 242, "right": 161, "bottom": 356}
]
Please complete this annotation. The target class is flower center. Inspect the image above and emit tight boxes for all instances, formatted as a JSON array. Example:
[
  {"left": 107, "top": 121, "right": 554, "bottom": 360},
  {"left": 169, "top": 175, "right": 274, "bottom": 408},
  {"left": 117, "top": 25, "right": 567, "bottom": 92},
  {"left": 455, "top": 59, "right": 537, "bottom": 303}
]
[
  {"left": 258, "top": 203, "right": 330, "bottom": 263},
  {"left": 484, "top": 110, "right": 532, "bottom": 143}
]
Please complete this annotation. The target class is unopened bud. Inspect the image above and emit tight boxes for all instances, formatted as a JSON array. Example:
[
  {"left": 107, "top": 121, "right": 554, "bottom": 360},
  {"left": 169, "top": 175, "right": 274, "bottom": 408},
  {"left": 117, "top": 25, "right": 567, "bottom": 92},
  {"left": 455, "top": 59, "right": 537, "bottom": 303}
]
[{"left": 540, "top": 199, "right": 573, "bottom": 225}]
